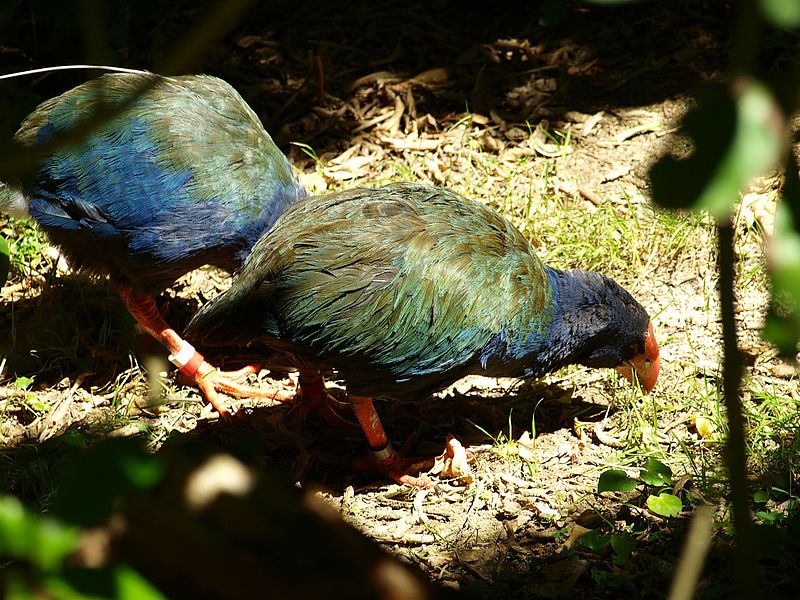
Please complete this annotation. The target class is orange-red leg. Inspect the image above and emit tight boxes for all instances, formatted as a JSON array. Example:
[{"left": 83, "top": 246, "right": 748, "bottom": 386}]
[
  {"left": 349, "top": 395, "right": 432, "bottom": 488},
  {"left": 287, "top": 371, "right": 358, "bottom": 430},
  {"left": 119, "top": 286, "right": 293, "bottom": 418}
]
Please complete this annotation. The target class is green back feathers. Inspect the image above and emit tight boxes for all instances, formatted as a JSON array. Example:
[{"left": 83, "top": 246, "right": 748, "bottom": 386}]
[
  {"left": 14, "top": 73, "right": 298, "bottom": 217},
  {"left": 196, "top": 183, "right": 555, "bottom": 382}
]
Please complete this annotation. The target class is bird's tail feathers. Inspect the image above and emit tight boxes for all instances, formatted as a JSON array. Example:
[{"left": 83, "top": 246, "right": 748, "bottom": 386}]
[
  {"left": 187, "top": 274, "right": 282, "bottom": 351},
  {"left": 188, "top": 288, "right": 257, "bottom": 346},
  {"left": 0, "top": 181, "right": 30, "bottom": 219}
]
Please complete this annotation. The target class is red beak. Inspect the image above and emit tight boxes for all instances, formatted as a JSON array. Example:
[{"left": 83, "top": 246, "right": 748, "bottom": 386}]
[{"left": 615, "top": 321, "right": 660, "bottom": 393}]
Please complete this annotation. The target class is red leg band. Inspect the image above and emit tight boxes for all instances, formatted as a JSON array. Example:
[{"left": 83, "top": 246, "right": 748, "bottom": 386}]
[{"left": 179, "top": 350, "right": 206, "bottom": 378}]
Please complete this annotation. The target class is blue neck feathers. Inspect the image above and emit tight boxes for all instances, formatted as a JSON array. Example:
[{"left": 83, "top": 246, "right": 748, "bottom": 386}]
[{"left": 478, "top": 266, "right": 642, "bottom": 379}]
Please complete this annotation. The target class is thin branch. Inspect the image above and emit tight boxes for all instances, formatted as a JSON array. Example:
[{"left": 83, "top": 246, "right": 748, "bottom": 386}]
[{"left": 717, "top": 219, "right": 763, "bottom": 599}]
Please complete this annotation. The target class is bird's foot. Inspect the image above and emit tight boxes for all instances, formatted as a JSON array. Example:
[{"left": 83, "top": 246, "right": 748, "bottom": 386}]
[
  {"left": 347, "top": 395, "right": 434, "bottom": 486},
  {"left": 120, "top": 288, "right": 294, "bottom": 419},
  {"left": 192, "top": 362, "right": 294, "bottom": 419},
  {"left": 354, "top": 445, "right": 435, "bottom": 488},
  {"left": 286, "top": 372, "right": 359, "bottom": 430}
]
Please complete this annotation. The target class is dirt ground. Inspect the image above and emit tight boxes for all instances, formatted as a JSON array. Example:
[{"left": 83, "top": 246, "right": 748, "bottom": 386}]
[{"left": 1, "top": 1, "right": 799, "bottom": 597}]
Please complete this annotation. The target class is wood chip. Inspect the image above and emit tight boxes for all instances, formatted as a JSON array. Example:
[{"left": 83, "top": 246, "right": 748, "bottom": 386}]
[
  {"left": 578, "top": 185, "right": 603, "bottom": 206},
  {"left": 602, "top": 165, "right": 632, "bottom": 182}
]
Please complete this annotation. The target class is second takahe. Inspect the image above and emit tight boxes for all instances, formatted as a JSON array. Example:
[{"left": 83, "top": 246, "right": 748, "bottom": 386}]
[
  {"left": 0, "top": 72, "right": 307, "bottom": 415},
  {"left": 187, "top": 183, "right": 661, "bottom": 484}
]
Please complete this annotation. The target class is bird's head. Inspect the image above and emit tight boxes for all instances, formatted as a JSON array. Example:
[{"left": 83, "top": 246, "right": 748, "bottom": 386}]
[
  {"left": 614, "top": 320, "right": 660, "bottom": 393},
  {"left": 557, "top": 270, "right": 661, "bottom": 393}
]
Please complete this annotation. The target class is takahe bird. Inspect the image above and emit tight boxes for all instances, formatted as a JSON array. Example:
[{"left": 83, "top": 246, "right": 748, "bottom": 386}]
[
  {"left": 186, "top": 183, "right": 661, "bottom": 486},
  {"left": 0, "top": 72, "right": 309, "bottom": 416}
]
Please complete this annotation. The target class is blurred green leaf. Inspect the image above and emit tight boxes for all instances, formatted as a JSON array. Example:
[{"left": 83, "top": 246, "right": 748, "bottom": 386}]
[
  {"left": 120, "top": 453, "right": 165, "bottom": 489},
  {"left": 26, "top": 398, "right": 51, "bottom": 413},
  {"left": 0, "top": 495, "right": 79, "bottom": 571},
  {"left": 652, "top": 80, "right": 784, "bottom": 219},
  {"left": 0, "top": 494, "right": 37, "bottom": 559},
  {"left": 0, "top": 236, "right": 9, "bottom": 287},
  {"left": 40, "top": 577, "right": 102, "bottom": 600},
  {"left": 53, "top": 565, "right": 164, "bottom": 600},
  {"left": 646, "top": 493, "right": 683, "bottom": 517},
  {"left": 756, "top": 510, "right": 780, "bottom": 525},
  {"left": 598, "top": 469, "right": 637, "bottom": 493},
  {"left": 760, "top": 0, "right": 800, "bottom": 27},
  {"left": 610, "top": 533, "right": 636, "bottom": 565},
  {"left": 581, "top": 530, "right": 611, "bottom": 551},
  {"left": 114, "top": 566, "right": 166, "bottom": 599},
  {"left": 13, "top": 376, "right": 33, "bottom": 391},
  {"left": 33, "top": 520, "right": 79, "bottom": 572},
  {"left": 764, "top": 202, "right": 800, "bottom": 354},
  {"left": 639, "top": 458, "right": 673, "bottom": 486},
  {"left": 5, "top": 577, "right": 39, "bottom": 600},
  {"left": 753, "top": 490, "right": 770, "bottom": 503},
  {"left": 50, "top": 438, "right": 165, "bottom": 527}
]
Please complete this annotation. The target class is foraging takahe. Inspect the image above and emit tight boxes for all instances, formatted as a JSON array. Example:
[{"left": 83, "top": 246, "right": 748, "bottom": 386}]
[
  {"left": 186, "top": 183, "right": 661, "bottom": 485},
  {"left": 0, "top": 72, "right": 306, "bottom": 415}
]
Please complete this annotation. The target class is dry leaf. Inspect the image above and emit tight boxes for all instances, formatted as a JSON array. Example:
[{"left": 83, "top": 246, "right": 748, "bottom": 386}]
[
  {"left": 615, "top": 123, "right": 661, "bottom": 143},
  {"left": 430, "top": 435, "right": 473, "bottom": 484},
  {"left": 517, "top": 430, "right": 535, "bottom": 461},
  {"left": 692, "top": 415, "right": 717, "bottom": 440},
  {"left": 380, "top": 136, "right": 441, "bottom": 151},
  {"left": 381, "top": 95, "right": 405, "bottom": 134},
  {"left": 602, "top": 165, "right": 632, "bottom": 183},
  {"left": 409, "top": 67, "right": 449, "bottom": 86},
  {"left": 529, "top": 121, "right": 571, "bottom": 158},
  {"left": 561, "top": 524, "right": 592, "bottom": 550},
  {"left": 581, "top": 111, "right": 604, "bottom": 136},
  {"left": 350, "top": 70, "right": 402, "bottom": 89}
]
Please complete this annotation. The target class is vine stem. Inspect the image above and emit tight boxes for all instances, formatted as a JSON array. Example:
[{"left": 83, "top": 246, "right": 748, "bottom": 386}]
[{"left": 717, "top": 219, "right": 763, "bottom": 598}]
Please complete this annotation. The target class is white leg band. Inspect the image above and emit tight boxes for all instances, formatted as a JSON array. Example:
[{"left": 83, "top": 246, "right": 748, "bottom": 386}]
[
  {"left": 168, "top": 340, "right": 196, "bottom": 368},
  {"left": 370, "top": 445, "right": 396, "bottom": 462}
]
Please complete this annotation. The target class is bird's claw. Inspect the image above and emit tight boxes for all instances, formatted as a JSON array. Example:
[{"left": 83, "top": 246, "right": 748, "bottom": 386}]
[
  {"left": 287, "top": 373, "right": 360, "bottom": 430},
  {"left": 353, "top": 445, "right": 435, "bottom": 488},
  {"left": 286, "top": 391, "right": 359, "bottom": 430},
  {"left": 189, "top": 361, "right": 295, "bottom": 419}
]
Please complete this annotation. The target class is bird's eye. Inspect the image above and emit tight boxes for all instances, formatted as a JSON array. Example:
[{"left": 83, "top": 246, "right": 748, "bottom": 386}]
[{"left": 645, "top": 358, "right": 651, "bottom": 365}]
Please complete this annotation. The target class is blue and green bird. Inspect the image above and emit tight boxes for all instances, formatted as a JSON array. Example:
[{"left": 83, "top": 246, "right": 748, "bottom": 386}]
[
  {"left": 187, "top": 183, "right": 661, "bottom": 485},
  {"left": 0, "top": 72, "right": 307, "bottom": 413}
]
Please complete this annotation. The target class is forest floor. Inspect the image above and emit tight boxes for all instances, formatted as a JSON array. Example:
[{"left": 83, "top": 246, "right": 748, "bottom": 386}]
[{"left": 1, "top": 1, "right": 799, "bottom": 598}]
